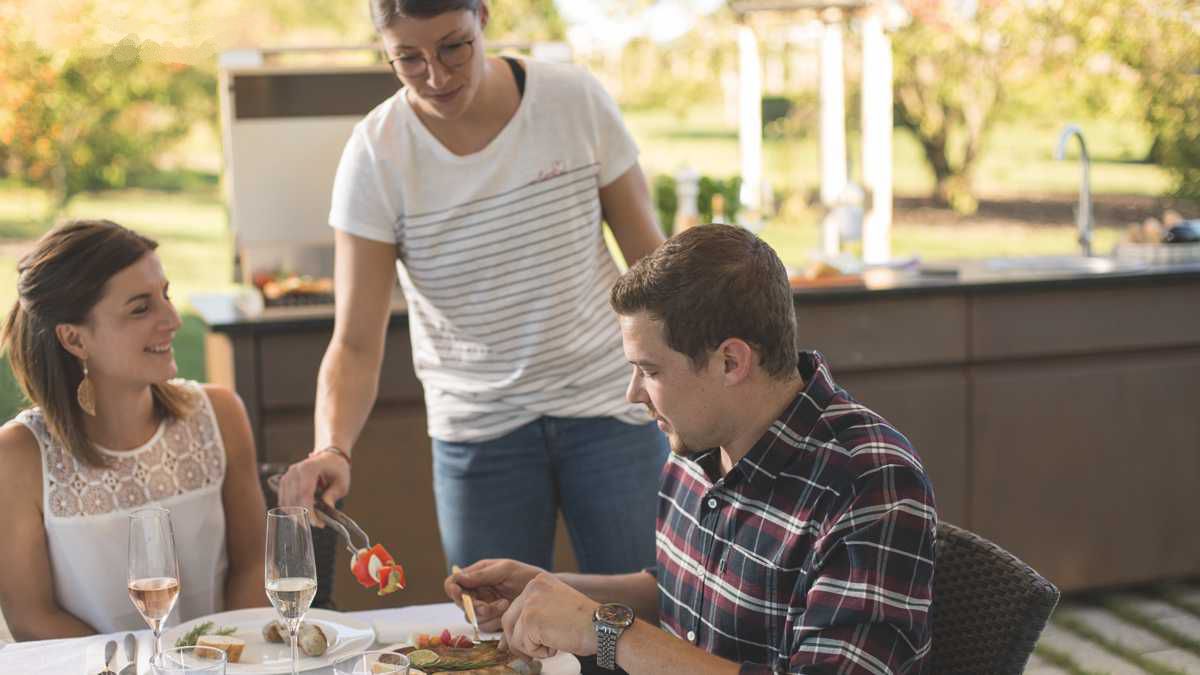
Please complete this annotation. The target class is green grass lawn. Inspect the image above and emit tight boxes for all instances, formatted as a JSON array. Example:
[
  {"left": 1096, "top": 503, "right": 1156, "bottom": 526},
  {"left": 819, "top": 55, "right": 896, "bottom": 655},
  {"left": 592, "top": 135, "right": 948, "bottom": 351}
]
[{"left": 624, "top": 107, "right": 1174, "bottom": 200}]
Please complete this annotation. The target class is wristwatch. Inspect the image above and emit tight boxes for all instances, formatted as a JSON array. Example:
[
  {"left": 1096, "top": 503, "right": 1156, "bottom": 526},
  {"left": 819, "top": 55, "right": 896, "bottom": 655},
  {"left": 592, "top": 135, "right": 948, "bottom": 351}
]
[{"left": 593, "top": 603, "right": 634, "bottom": 670}]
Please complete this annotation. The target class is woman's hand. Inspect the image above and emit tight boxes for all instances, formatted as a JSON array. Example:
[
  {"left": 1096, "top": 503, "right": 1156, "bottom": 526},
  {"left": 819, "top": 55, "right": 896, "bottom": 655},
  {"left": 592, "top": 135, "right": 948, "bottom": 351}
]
[{"left": 279, "top": 451, "right": 351, "bottom": 520}]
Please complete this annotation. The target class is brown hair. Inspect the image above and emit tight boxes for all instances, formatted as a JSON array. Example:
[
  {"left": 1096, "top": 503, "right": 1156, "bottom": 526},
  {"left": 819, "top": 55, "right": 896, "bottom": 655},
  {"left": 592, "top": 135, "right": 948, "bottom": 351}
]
[
  {"left": 369, "top": 0, "right": 481, "bottom": 29},
  {"left": 610, "top": 224, "right": 798, "bottom": 379},
  {"left": 3, "top": 220, "right": 195, "bottom": 467}
]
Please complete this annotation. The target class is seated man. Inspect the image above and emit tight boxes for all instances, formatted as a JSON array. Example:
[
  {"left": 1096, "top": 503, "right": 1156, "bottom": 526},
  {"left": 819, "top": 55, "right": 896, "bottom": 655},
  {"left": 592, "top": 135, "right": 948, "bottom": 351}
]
[{"left": 446, "top": 224, "right": 936, "bottom": 674}]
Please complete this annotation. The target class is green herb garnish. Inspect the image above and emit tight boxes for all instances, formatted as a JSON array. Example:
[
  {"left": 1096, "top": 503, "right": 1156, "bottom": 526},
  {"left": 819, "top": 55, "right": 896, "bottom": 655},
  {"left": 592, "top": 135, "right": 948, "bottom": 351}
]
[{"left": 174, "top": 621, "right": 238, "bottom": 648}]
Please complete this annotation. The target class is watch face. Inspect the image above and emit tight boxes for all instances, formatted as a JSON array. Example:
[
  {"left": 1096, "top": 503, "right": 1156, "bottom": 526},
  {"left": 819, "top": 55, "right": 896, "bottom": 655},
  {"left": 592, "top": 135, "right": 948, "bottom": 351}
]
[{"left": 596, "top": 603, "right": 634, "bottom": 627}]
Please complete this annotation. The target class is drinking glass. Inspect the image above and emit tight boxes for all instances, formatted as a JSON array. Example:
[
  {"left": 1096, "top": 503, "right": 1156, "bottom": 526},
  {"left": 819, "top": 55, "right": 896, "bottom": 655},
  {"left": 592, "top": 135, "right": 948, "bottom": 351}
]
[
  {"left": 128, "top": 506, "right": 181, "bottom": 659},
  {"left": 333, "top": 650, "right": 411, "bottom": 675},
  {"left": 151, "top": 645, "right": 227, "bottom": 674},
  {"left": 265, "top": 506, "right": 317, "bottom": 675}
]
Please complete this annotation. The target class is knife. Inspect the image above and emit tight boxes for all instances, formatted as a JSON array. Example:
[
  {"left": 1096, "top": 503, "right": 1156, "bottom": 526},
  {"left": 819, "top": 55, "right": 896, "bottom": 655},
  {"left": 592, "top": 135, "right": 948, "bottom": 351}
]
[
  {"left": 451, "top": 565, "right": 482, "bottom": 643},
  {"left": 100, "top": 639, "right": 117, "bottom": 675},
  {"left": 120, "top": 633, "right": 138, "bottom": 675}
]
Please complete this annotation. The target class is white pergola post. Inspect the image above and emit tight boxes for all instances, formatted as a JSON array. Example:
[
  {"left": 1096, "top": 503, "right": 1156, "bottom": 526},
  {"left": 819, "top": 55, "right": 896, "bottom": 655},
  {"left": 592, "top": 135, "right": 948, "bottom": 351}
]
[
  {"left": 819, "top": 13, "right": 847, "bottom": 256},
  {"left": 737, "top": 23, "right": 764, "bottom": 227},
  {"left": 861, "top": 8, "right": 893, "bottom": 263}
]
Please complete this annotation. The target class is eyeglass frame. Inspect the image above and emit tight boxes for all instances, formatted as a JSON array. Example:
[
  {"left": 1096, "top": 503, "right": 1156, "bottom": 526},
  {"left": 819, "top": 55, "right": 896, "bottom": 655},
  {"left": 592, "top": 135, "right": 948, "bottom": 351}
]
[{"left": 385, "top": 34, "right": 477, "bottom": 79}]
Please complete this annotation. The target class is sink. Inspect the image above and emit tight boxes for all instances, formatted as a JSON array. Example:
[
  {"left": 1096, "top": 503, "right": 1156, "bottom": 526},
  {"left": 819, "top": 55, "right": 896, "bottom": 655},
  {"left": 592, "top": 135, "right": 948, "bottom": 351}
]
[{"left": 965, "top": 255, "right": 1126, "bottom": 276}]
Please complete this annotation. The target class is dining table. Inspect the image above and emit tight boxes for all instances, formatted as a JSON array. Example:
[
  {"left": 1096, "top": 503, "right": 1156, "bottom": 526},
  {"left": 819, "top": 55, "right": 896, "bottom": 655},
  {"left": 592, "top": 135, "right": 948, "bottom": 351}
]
[{"left": 0, "top": 602, "right": 612, "bottom": 675}]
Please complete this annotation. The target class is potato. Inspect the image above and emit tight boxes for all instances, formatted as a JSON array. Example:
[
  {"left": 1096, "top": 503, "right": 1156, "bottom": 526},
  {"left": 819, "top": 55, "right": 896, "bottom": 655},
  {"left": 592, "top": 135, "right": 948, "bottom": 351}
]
[
  {"left": 263, "top": 620, "right": 327, "bottom": 656},
  {"left": 262, "top": 620, "right": 285, "bottom": 643},
  {"left": 298, "top": 622, "right": 329, "bottom": 657}
]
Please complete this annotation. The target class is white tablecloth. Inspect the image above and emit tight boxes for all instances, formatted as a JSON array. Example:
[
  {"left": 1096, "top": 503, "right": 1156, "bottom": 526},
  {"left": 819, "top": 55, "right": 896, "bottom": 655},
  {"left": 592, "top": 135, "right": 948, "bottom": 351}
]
[{"left": 0, "top": 602, "right": 480, "bottom": 675}]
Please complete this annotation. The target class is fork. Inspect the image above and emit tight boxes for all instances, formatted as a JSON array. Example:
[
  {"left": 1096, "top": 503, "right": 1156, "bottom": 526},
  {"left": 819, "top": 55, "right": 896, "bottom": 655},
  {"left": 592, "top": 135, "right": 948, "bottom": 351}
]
[{"left": 451, "top": 565, "right": 483, "bottom": 644}]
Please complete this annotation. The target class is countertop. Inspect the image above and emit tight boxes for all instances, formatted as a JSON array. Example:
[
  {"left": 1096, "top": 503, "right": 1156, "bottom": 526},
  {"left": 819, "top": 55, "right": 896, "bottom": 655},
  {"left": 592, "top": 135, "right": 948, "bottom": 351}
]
[{"left": 192, "top": 257, "right": 1200, "bottom": 333}]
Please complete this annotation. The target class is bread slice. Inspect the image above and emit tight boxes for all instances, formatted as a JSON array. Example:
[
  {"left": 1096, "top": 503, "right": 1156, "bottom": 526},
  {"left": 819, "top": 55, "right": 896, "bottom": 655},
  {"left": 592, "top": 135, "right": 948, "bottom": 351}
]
[{"left": 196, "top": 634, "right": 246, "bottom": 663}]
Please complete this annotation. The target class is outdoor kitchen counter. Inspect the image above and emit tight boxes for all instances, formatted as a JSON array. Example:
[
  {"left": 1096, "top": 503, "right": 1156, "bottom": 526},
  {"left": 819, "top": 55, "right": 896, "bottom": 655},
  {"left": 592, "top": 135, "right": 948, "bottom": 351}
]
[{"left": 193, "top": 260, "right": 1200, "bottom": 603}]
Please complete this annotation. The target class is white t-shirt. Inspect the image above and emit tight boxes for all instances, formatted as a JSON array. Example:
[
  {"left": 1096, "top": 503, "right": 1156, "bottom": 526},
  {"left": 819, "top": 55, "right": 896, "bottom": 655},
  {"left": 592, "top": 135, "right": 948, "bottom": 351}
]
[
  {"left": 17, "top": 380, "right": 228, "bottom": 634},
  {"left": 330, "top": 59, "right": 652, "bottom": 442}
]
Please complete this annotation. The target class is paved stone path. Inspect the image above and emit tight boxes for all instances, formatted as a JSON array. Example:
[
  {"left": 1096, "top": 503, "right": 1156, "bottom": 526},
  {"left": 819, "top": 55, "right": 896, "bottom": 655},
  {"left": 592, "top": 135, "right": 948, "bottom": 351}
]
[{"left": 1026, "top": 582, "right": 1200, "bottom": 675}]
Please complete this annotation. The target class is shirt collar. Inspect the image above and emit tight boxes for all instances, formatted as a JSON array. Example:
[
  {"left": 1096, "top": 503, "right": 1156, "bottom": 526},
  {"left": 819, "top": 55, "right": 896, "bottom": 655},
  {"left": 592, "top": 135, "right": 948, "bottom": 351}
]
[{"left": 720, "top": 350, "right": 840, "bottom": 490}]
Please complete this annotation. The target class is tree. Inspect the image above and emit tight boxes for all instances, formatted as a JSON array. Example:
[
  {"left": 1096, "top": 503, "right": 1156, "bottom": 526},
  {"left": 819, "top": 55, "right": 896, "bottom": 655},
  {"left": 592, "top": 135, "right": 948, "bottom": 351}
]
[
  {"left": 0, "top": 24, "right": 216, "bottom": 220},
  {"left": 486, "top": 0, "right": 567, "bottom": 42},
  {"left": 1054, "top": 0, "right": 1200, "bottom": 200},
  {"left": 892, "top": 0, "right": 1059, "bottom": 213}
]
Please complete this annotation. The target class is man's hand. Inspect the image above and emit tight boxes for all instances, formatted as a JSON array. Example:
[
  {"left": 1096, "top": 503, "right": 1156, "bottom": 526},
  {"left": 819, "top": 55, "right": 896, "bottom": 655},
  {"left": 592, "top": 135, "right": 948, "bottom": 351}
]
[
  {"left": 501, "top": 573, "right": 599, "bottom": 660},
  {"left": 278, "top": 451, "right": 351, "bottom": 525},
  {"left": 445, "top": 559, "right": 543, "bottom": 631}
]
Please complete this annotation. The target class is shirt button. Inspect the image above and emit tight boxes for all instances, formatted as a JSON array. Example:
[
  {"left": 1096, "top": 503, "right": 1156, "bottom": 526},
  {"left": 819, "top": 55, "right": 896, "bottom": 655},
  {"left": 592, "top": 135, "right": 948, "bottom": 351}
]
[
  {"left": 686, "top": 630, "right": 696, "bottom": 642},
  {"left": 707, "top": 498, "right": 718, "bottom": 509}
]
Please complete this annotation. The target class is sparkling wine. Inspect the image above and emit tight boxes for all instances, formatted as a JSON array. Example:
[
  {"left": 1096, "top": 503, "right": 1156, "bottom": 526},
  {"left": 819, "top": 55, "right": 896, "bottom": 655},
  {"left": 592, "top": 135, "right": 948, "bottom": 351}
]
[
  {"left": 266, "top": 577, "right": 317, "bottom": 622},
  {"left": 128, "top": 576, "right": 180, "bottom": 624}
]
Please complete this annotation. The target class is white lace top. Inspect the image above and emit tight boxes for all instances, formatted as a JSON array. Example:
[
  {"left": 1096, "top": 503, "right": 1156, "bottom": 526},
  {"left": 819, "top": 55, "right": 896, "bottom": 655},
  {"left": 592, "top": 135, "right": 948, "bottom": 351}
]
[{"left": 16, "top": 379, "right": 229, "bottom": 634}]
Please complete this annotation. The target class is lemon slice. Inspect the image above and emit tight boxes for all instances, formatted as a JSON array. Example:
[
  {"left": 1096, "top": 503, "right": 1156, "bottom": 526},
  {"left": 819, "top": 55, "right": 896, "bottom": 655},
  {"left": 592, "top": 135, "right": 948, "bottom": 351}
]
[{"left": 408, "top": 649, "right": 440, "bottom": 669}]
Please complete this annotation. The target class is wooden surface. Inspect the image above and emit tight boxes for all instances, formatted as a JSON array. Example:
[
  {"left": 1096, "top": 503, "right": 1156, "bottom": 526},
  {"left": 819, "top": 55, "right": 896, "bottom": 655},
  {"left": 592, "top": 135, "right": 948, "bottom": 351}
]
[{"left": 204, "top": 275, "right": 1200, "bottom": 595}]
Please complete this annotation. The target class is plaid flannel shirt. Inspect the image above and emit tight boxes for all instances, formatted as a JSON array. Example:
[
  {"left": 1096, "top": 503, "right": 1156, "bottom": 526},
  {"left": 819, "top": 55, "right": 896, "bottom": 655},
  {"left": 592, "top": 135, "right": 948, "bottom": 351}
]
[{"left": 652, "top": 351, "right": 937, "bottom": 674}]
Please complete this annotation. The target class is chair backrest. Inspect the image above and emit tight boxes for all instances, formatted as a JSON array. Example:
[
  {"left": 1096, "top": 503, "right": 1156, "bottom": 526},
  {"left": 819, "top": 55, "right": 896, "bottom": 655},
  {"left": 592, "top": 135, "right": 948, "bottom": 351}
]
[
  {"left": 928, "top": 522, "right": 1059, "bottom": 675},
  {"left": 258, "top": 462, "right": 339, "bottom": 610}
]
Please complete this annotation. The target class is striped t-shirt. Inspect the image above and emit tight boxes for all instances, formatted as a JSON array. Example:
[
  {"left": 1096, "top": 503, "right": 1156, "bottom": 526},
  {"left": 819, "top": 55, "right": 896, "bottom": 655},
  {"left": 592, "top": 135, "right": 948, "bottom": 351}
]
[{"left": 329, "top": 59, "right": 651, "bottom": 441}]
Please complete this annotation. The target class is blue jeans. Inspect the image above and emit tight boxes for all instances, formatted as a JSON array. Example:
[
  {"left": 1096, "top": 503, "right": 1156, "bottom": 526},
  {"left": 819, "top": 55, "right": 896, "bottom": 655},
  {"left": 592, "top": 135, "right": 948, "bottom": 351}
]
[{"left": 432, "top": 416, "right": 668, "bottom": 574}]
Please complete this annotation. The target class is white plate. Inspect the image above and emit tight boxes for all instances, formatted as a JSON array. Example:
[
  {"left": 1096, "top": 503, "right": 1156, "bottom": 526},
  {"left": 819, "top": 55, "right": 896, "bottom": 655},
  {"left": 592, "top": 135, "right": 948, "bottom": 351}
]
[{"left": 162, "top": 607, "right": 375, "bottom": 674}]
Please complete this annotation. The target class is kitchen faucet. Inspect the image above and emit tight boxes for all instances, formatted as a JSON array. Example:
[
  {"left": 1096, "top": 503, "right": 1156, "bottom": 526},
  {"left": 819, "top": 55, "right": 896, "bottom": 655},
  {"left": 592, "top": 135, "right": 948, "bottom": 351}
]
[{"left": 1055, "top": 124, "right": 1094, "bottom": 257}]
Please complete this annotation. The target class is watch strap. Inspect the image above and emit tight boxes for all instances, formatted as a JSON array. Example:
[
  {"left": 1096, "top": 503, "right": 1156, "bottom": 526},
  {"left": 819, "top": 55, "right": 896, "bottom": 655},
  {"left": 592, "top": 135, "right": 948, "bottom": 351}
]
[{"left": 594, "top": 622, "right": 621, "bottom": 670}]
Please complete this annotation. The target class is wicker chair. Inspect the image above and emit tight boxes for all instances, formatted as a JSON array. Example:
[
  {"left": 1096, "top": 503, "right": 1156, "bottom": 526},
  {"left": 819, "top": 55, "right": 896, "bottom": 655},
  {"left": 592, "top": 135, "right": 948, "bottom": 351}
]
[
  {"left": 928, "top": 521, "right": 1059, "bottom": 675},
  {"left": 258, "top": 462, "right": 339, "bottom": 610}
]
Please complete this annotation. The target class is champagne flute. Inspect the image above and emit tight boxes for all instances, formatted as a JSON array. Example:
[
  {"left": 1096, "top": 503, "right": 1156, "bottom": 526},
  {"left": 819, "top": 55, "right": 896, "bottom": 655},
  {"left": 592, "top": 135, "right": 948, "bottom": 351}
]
[
  {"left": 128, "top": 507, "right": 182, "bottom": 659},
  {"left": 265, "top": 507, "right": 317, "bottom": 675}
]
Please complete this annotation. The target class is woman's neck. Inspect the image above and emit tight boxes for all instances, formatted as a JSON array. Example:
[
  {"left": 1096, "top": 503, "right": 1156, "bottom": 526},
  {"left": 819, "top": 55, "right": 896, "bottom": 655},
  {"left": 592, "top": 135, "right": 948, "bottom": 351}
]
[
  {"left": 82, "top": 381, "right": 160, "bottom": 451},
  {"left": 412, "top": 57, "right": 521, "bottom": 154}
]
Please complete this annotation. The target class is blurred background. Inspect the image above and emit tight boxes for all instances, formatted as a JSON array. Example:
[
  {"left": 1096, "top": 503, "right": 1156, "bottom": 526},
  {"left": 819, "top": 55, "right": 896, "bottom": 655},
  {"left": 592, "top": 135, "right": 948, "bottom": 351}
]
[{"left": 0, "top": 0, "right": 1196, "bottom": 413}]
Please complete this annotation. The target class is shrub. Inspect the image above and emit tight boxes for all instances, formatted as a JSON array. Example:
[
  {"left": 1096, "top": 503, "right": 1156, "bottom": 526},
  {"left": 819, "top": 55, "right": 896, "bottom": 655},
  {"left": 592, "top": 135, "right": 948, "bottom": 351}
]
[
  {"left": 652, "top": 174, "right": 743, "bottom": 236},
  {"left": 0, "top": 29, "right": 216, "bottom": 220}
]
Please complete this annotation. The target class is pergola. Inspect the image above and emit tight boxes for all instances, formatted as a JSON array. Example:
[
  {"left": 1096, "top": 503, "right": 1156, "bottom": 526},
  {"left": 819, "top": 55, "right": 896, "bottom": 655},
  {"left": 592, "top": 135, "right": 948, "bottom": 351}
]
[{"left": 729, "top": 0, "right": 894, "bottom": 262}]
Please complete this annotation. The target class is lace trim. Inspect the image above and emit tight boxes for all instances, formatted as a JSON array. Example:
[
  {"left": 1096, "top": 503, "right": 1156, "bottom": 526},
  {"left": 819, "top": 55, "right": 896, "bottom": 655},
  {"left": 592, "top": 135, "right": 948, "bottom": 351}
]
[{"left": 20, "top": 381, "right": 227, "bottom": 518}]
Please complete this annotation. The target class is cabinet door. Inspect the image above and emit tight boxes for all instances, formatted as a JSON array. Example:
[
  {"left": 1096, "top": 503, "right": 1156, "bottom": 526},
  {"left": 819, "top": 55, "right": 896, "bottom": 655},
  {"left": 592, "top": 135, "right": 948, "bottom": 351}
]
[
  {"left": 970, "top": 350, "right": 1200, "bottom": 591},
  {"left": 837, "top": 368, "right": 969, "bottom": 526},
  {"left": 258, "top": 326, "right": 423, "bottom": 411},
  {"left": 971, "top": 280, "right": 1200, "bottom": 360},
  {"left": 797, "top": 294, "right": 967, "bottom": 371}
]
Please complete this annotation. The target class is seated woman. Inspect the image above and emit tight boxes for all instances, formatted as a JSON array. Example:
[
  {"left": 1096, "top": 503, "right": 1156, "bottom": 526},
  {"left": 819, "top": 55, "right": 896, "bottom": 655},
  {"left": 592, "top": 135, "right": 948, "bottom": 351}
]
[{"left": 0, "top": 219, "right": 267, "bottom": 640}]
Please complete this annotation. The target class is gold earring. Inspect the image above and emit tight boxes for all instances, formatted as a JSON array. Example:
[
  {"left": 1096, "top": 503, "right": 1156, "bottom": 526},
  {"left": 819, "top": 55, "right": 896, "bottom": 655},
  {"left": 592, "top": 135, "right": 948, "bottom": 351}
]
[{"left": 77, "top": 361, "right": 96, "bottom": 416}]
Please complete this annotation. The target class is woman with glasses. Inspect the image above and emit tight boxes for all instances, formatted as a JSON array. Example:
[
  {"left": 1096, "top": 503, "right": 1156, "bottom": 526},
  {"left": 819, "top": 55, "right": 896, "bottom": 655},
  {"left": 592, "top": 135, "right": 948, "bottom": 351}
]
[
  {"left": 280, "top": 0, "right": 669, "bottom": 577},
  {"left": 0, "top": 221, "right": 267, "bottom": 639}
]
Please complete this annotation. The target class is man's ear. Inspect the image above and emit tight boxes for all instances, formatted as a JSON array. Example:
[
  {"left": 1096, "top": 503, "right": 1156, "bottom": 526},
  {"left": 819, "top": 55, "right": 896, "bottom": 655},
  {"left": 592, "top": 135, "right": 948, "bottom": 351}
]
[
  {"left": 718, "top": 338, "right": 754, "bottom": 386},
  {"left": 55, "top": 324, "right": 88, "bottom": 361}
]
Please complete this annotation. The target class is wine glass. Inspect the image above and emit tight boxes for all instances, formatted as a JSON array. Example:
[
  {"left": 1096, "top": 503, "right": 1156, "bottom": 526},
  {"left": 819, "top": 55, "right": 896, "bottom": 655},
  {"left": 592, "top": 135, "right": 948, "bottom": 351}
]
[
  {"left": 128, "top": 506, "right": 182, "bottom": 659},
  {"left": 265, "top": 507, "right": 317, "bottom": 675},
  {"left": 151, "top": 646, "right": 227, "bottom": 674}
]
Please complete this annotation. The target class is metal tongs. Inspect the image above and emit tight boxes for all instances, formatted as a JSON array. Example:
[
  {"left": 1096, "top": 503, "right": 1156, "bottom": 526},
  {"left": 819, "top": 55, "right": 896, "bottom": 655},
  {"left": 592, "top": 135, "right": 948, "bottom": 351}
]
[{"left": 266, "top": 473, "right": 371, "bottom": 557}]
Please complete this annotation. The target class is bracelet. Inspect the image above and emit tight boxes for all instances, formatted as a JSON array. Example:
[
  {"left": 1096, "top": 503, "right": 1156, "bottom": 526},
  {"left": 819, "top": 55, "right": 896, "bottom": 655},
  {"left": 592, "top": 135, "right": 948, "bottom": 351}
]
[{"left": 310, "top": 445, "right": 352, "bottom": 466}]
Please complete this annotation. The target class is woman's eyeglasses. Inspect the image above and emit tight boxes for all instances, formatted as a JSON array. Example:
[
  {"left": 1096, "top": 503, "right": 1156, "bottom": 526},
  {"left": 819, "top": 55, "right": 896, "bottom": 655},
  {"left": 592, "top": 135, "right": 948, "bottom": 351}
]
[{"left": 387, "top": 37, "right": 475, "bottom": 78}]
